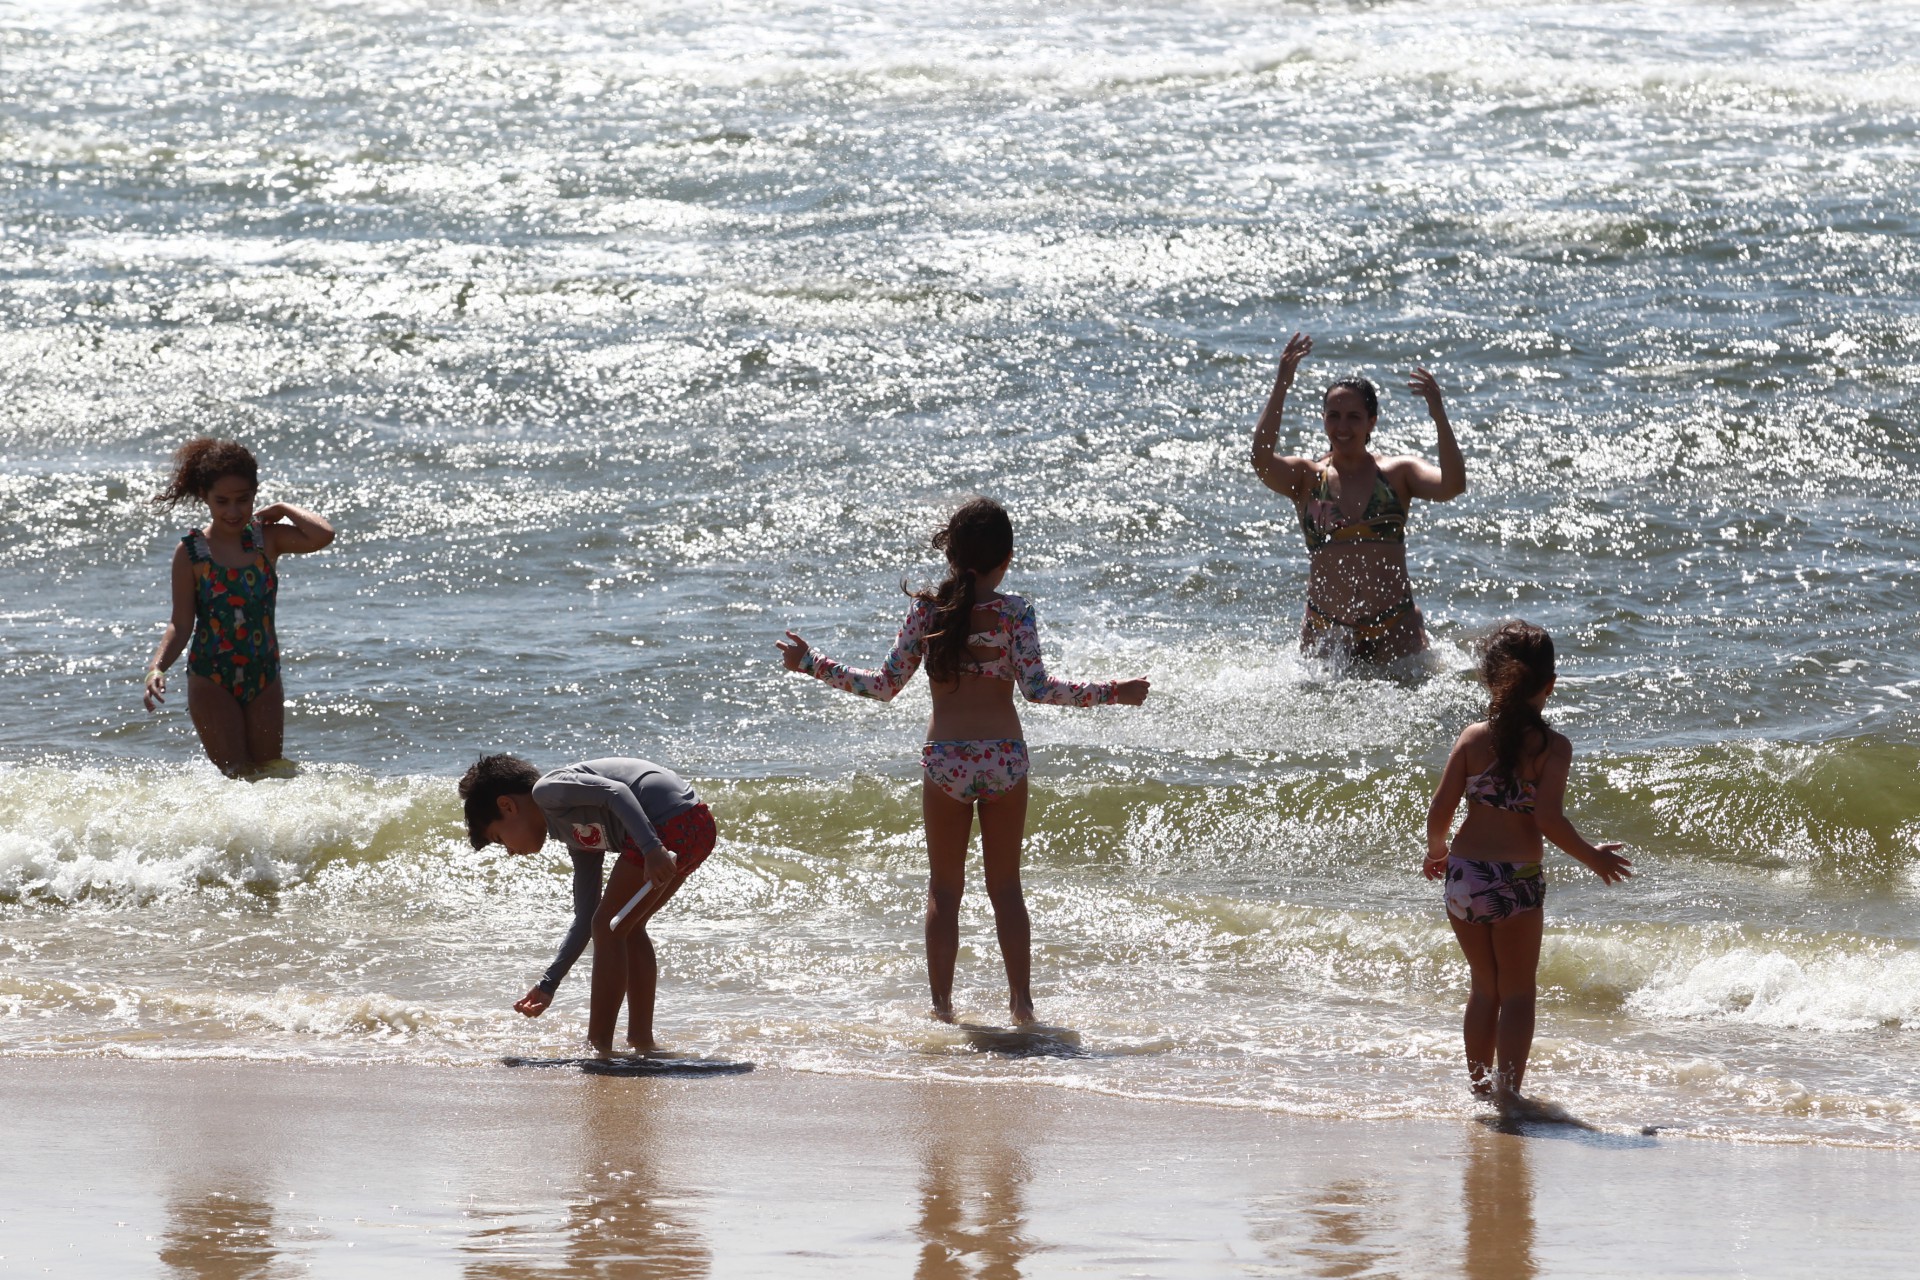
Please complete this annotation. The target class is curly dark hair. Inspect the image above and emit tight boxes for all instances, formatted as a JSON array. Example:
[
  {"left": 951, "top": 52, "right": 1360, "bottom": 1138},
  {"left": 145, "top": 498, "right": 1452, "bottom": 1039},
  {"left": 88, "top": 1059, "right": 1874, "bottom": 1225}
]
[
  {"left": 1479, "top": 621, "right": 1556, "bottom": 779},
  {"left": 154, "top": 437, "right": 259, "bottom": 506},
  {"left": 459, "top": 753, "right": 542, "bottom": 849},
  {"left": 908, "top": 497, "right": 1015, "bottom": 684}
]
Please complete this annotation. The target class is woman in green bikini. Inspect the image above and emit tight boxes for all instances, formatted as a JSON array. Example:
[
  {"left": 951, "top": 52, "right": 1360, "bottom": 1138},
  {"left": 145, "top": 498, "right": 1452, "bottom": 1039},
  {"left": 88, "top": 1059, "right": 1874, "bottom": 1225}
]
[
  {"left": 141, "top": 437, "right": 335, "bottom": 776},
  {"left": 1248, "top": 332, "right": 1468, "bottom": 666}
]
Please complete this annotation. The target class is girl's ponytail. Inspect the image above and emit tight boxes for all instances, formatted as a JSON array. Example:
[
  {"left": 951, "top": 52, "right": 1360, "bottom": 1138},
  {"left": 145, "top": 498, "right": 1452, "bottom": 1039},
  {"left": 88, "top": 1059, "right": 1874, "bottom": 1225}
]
[
  {"left": 911, "top": 497, "right": 1014, "bottom": 683},
  {"left": 1480, "top": 620, "right": 1556, "bottom": 778}
]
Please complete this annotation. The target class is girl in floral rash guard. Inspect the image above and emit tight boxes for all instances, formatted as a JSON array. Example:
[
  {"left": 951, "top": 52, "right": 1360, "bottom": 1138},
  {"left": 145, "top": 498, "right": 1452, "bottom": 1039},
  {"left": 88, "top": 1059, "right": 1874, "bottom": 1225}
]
[{"left": 779, "top": 497, "right": 1148, "bottom": 1025}]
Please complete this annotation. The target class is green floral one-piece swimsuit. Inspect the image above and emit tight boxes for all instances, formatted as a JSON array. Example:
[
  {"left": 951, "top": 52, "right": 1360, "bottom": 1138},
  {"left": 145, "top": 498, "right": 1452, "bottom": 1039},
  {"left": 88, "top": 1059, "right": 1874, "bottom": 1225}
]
[{"left": 184, "top": 521, "right": 279, "bottom": 704}]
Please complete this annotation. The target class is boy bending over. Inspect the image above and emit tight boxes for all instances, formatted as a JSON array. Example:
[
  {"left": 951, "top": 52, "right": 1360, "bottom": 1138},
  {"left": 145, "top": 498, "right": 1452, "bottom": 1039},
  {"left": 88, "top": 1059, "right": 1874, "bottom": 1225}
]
[{"left": 461, "top": 754, "right": 716, "bottom": 1055}]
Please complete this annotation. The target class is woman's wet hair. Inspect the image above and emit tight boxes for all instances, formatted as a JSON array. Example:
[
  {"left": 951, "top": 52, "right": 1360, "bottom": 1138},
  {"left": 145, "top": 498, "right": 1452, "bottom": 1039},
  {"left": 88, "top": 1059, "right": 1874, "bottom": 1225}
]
[
  {"left": 910, "top": 496, "right": 1014, "bottom": 684},
  {"left": 459, "top": 753, "right": 543, "bottom": 849},
  {"left": 1480, "top": 621, "right": 1556, "bottom": 778},
  {"left": 1322, "top": 376, "right": 1380, "bottom": 419},
  {"left": 154, "top": 437, "right": 259, "bottom": 506}
]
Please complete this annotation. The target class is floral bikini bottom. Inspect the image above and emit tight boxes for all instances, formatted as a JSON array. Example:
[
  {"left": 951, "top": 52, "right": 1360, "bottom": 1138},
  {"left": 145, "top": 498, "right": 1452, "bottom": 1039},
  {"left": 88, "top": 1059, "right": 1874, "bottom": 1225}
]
[
  {"left": 1445, "top": 856, "right": 1545, "bottom": 925},
  {"left": 920, "top": 738, "right": 1030, "bottom": 803}
]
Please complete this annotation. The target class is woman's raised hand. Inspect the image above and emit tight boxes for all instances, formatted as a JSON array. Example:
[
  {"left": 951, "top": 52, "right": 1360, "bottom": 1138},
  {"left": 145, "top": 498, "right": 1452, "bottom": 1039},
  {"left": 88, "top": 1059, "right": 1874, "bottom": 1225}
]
[
  {"left": 776, "top": 631, "right": 811, "bottom": 672},
  {"left": 1407, "top": 366, "right": 1446, "bottom": 417},
  {"left": 1113, "top": 678, "right": 1151, "bottom": 706},
  {"left": 1276, "top": 331, "right": 1314, "bottom": 387}
]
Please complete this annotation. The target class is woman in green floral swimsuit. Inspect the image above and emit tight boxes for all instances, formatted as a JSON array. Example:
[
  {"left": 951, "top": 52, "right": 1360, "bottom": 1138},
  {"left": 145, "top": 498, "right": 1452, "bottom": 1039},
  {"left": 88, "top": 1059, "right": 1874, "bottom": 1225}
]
[{"left": 142, "top": 438, "right": 335, "bottom": 776}]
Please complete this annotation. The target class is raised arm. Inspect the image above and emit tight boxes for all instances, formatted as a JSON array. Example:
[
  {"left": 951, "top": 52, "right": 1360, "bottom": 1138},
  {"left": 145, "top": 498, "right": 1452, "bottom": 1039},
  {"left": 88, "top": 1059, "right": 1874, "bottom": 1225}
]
[
  {"left": 778, "top": 600, "right": 930, "bottom": 702},
  {"left": 1422, "top": 729, "right": 1472, "bottom": 879},
  {"left": 256, "top": 503, "right": 335, "bottom": 557},
  {"left": 142, "top": 543, "right": 197, "bottom": 712},
  {"left": 1531, "top": 737, "right": 1632, "bottom": 884},
  {"left": 1249, "top": 331, "right": 1320, "bottom": 500},
  {"left": 1393, "top": 367, "right": 1467, "bottom": 503},
  {"left": 1008, "top": 599, "right": 1148, "bottom": 707}
]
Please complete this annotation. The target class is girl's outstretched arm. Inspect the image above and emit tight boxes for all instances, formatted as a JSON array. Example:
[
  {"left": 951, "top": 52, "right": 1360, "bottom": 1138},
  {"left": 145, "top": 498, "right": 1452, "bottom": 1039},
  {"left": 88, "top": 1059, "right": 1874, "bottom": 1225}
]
[
  {"left": 1008, "top": 599, "right": 1148, "bottom": 706},
  {"left": 256, "top": 503, "right": 334, "bottom": 556},
  {"left": 777, "top": 600, "right": 930, "bottom": 701},
  {"left": 1533, "top": 736, "right": 1632, "bottom": 884},
  {"left": 143, "top": 543, "right": 197, "bottom": 711},
  {"left": 1250, "top": 331, "right": 1320, "bottom": 500},
  {"left": 1423, "top": 730, "right": 1471, "bottom": 879}
]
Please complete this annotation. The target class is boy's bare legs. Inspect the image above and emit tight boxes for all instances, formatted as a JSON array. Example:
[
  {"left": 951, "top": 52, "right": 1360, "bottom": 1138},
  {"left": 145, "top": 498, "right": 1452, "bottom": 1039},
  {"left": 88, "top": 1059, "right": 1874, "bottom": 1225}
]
[
  {"left": 589, "top": 855, "right": 692, "bottom": 1054},
  {"left": 623, "top": 927, "right": 658, "bottom": 1051},
  {"left": 922, "top": 781, "right": 974, "bottom": 1023},
  {"left": 977, "top": 780, "right": 1033, "bottom": 1024}
]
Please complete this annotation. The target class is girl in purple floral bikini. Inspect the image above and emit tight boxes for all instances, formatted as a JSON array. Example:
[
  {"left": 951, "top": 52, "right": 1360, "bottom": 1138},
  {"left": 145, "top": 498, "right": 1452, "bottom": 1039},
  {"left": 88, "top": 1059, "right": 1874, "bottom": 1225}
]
[
  {"left": 1423, "top": 621, "right": 1632, "bottom": 1102},
  {"left": 778, "top": 497, "right": 1149, "bottom": 1025}
]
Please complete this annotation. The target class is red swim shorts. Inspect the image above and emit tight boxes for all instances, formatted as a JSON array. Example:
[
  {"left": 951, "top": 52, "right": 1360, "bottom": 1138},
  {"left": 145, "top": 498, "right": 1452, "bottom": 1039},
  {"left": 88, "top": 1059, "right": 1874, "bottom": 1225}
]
[{"left": 620, "top": 803, "right": 716, "bottom": 877}]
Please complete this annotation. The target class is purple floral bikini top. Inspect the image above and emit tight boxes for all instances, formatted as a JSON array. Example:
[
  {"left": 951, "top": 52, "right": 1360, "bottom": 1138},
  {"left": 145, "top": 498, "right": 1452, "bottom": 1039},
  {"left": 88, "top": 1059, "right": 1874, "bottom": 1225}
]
[{"left": 1465, "top": 767, "right": 1536, "bottom": 814}]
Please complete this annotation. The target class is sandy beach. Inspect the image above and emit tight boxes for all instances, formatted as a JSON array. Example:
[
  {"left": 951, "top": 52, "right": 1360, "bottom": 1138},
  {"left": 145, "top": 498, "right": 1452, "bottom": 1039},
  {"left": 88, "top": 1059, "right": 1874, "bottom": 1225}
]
[{"left": 3, "top": 1059, "right": 1918, "bottom": 1277}]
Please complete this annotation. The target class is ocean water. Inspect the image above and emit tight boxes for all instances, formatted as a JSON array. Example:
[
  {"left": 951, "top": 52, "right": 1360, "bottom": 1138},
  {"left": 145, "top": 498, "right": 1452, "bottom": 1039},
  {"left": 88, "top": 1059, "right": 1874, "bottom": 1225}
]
[{"left": 2, "top": 0, "right": 1918, "bottom": 1146}]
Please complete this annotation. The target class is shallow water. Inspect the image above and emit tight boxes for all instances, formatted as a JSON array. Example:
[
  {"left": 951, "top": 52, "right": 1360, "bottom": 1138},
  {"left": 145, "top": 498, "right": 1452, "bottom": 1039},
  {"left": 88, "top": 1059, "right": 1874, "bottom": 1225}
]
[{"left": 2, "top": 0, "right": 1918, "bottom": 1146}]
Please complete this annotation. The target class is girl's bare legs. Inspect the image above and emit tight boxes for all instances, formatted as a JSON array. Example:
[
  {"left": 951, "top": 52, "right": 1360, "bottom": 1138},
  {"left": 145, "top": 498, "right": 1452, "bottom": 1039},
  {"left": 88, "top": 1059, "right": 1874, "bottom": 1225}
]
[
  {"left": 187, "top": 675, "right": 253, "bottom": 776},
  {"left": 1448, "top": 915, "right": 1500, "bottom": 1095},
  {"left": 977, "top": 780, "right": 1033, "bottom": 1024},
  {"left": 1448, "top": 909, "right": 1545, "bottom": 1096},
  {"left": 922, "top": 781, "right": 973, "bottom": 1023},
  {"left": 242, "top": 678, "right": 284, "bottom": 765},
  {"left": 1489, "top": 910, "right": 1544, "bottom": 1093}
]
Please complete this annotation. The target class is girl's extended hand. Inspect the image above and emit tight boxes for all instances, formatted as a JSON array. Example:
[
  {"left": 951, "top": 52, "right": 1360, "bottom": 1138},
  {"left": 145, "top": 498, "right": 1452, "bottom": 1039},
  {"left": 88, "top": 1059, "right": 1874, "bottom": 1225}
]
[
  {"left": 143, "top": 668, "right": 167, "bottom": 711},
  {"left": 776, "top": 631, "right": 810, "bottom": 671},
  {"left": 1406, "top": 366, "right": 1446, "bottom": 417},
  {"left": 1276, "top": 331, "right": 1313, "bottom": 386},
  {"left": 1422, "top": 849, "right": 1449, "bottom": 881},
  {"left": 1578, "top": 842, "right": 1633, "bottom": 885},
  {"left": 514, "top": 986, "right": 553, "bottom": 1017},
  {"left": 1113, "top": 678, "right": 1151, "bottom": 706}
]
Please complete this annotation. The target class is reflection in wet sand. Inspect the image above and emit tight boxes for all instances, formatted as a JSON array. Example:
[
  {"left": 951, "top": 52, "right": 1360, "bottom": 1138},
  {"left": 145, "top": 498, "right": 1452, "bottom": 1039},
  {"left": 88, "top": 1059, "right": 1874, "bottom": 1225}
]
[
  {"left": 912, "top": 1087, "right": 1033, "bottom": 1280},
  {"left": 1463, "top": 1126, "right": 1537, "bottom": 1280},
  {"left": 462, "top": 1078, "right": 711, "bottom": 1279},
  {"left": 157, "top": 1191, "right": 286, "bottom": 1280},
  {"left": 1295, "top": 1179, "right": 1393, "bottom": 1279}
]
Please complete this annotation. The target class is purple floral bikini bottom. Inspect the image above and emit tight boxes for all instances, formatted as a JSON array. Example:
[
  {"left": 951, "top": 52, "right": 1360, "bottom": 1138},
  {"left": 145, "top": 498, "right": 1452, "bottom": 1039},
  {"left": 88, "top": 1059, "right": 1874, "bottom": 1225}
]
[{"left": 1445, "top": 856, "right": 1545, "bottom": 925}]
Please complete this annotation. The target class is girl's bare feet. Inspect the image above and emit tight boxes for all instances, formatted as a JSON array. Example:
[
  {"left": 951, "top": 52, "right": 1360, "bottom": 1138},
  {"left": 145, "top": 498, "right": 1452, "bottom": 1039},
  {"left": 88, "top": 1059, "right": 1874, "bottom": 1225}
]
[{"left": 929, "top": 1001, "right": 956, "bottom": 1024}]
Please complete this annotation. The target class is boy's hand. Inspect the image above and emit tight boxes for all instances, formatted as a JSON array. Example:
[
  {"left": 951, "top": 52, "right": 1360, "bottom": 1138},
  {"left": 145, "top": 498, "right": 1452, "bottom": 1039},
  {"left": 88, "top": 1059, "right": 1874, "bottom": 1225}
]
[
  {"left": 642, "top": 844, "right": 677, "bottom": 886},
  {"left": 514, "top": 986, "right": 552, "bottom": 1017},
  {"left": 776, "top": 631, "right": 810, "bottom": 671},
  {"left": 1577, "top": 842, "right": 1633, "bottom": 885}
]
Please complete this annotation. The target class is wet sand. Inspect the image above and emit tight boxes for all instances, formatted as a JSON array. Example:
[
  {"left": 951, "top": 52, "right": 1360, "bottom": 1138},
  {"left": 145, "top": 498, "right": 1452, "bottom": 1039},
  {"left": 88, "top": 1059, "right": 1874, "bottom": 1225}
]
[{"left": 3, "top": 1059, "right": 1918, "bottom": 1277}]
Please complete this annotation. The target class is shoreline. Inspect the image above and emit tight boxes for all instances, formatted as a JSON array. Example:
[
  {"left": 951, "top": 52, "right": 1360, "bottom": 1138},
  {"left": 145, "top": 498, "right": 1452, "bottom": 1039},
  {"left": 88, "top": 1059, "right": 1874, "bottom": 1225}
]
[{"left": 5, "top": 1058, "right": 1920, "bottom": 1276}]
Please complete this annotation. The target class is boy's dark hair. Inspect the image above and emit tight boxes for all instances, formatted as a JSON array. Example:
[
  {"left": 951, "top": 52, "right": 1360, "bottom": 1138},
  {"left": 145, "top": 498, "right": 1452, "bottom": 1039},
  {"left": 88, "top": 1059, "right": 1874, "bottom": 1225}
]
[{"left": 460, "top": 753, "right": 542, "bottom": 849}]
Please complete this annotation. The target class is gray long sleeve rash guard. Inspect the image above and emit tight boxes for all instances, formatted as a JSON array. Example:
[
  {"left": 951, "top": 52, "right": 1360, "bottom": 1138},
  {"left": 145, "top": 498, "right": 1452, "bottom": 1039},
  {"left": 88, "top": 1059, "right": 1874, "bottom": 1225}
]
[{"left": 531, "top": 758, "right": 702, "bottom": 996}]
